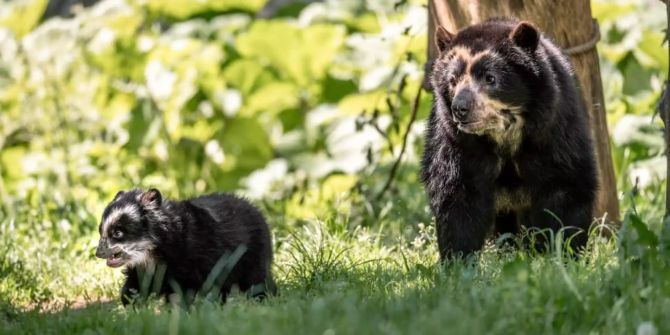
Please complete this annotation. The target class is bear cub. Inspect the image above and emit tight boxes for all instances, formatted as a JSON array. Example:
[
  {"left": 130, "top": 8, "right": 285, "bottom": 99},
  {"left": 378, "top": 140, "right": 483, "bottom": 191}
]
[
  {"left": 421, "top": 19, "right": 597, "bottom": 260},
  {"left": 95, "top": 188, "right": 276, "bottom": 304}
]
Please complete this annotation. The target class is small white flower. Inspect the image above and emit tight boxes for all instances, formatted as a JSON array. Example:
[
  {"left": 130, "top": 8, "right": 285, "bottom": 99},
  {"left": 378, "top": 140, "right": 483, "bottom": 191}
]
[
  {"left": 198, "top": 101, "right": 214, "bottom": 118},
  {"left": 137, "top": 36, "right": 155, "bottom": 52},
  {"left": 360, "top": 66, "right": 393, "bottom": 91},
  {"left": 205, "top": 140, "right": 226, "bottom": 165},
  {"left": 145, "top": 60, "right": 176, "bottom": 101},
  {"left": 242, "top": 159, "right": 289, "bottom": 199},
  {"left": 88, "top": 28, "right": 116, "bottom": 54},
  {"left": 637, "top": 321, "right": 657, "bottom": 335},
  {"left": 220, "top": 89, "right": 242, "bottom": 117},
  {"left": 58, "top": 219, "right": 71, "bottom": 233},
  {"left": 154, "top": 140, "right": 169, "bottom": 161}
]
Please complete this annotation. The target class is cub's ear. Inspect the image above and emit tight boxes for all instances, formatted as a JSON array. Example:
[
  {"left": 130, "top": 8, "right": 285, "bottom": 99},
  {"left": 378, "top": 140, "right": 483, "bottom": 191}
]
[
  {"left": 113, "top": 190, "right": 125, "bottom": 201},
  {"left": 140, "top": 188, "right": 162, "bottom": 207},
  {"left": 510, "top": 21, "right": 539, "bottom": 52},
  {"left": 435, "top": 25, "right": 455, "bottom": 55}
]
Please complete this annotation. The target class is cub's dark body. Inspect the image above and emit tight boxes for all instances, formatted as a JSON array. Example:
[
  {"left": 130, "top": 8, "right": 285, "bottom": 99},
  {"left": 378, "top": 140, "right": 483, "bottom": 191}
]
[
  {"left": 99, "top": 190, "right": 275, "bottom": 304},
  {"left": 421, "top": 19, "right": 597, "bottom": 260}
]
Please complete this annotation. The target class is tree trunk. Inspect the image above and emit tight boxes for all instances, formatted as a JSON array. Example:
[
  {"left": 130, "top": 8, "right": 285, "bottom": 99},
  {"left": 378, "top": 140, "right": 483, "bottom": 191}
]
[
  {"left": 426, "top": 0, "right": 620, "bottom": 225},
  {"left": 40, "top": 0, "right": 100, "bottom": 21}
]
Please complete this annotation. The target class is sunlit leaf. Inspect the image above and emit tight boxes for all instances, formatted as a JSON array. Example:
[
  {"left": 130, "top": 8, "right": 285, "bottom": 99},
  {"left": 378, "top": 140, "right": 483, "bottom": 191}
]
[
  {"left": 222, "top": 59, "right": 276, "bottom": 95},
  {"left": 236, "top": 21, "right": 345, "bottom": 87},
  {"left": 0, "top": 0, "right": 48, "bottom": 37},
  {"left": 0, "top": 146, "right": 26, "bottom": 180},
  {"left": 219, "top": 117, "right": 273, "bottom": 173},
  {"left": 592, "top": 1, "right": 636, "bottom": 23},
  {"left": 243, "top": 82, "right": 301, "bottom": 116},
  {"left": 337, "top": 90, "right": 388, "bottom": 116},
  {"left": 145, "top": 0, "right": 266, "bottom": 19},
  {"left": 636, "top": 30, "right": 669, "bottom": 73}
]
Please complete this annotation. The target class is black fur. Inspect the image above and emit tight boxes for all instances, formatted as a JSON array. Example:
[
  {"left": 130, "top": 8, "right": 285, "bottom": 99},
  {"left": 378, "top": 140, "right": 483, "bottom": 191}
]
[
  {"left": 95, "top": 188, "right": 276, "bottom": 304},
  {"left": 421, "top": 19, "right": 597, "bottom": 260}
]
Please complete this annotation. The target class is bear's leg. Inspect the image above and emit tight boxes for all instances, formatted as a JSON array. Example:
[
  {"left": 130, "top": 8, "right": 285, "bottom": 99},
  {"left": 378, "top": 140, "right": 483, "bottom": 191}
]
[
  {"left": 494, "top": 211, "right": 518, "bottom": 236},
  {"left": 435, "top": 190, "right": 495, "bottom": 261},
  {"left": 120, "top": 269, "right": 140, "bottom": 306},
  {"left": 239, "top": 264, "right": 276, "bottom": 301},
  {"left": 524, "top": 191, "right": 591, "bottom": 254},
  {"left": 494, "top": 211, "right": 518, "bottom": 246}
]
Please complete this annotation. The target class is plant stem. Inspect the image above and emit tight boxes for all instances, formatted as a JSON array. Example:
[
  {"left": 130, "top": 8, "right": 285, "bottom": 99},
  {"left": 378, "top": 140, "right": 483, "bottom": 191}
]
[{"left": 376, "top": 84, "right": 423, "bottom": 200}]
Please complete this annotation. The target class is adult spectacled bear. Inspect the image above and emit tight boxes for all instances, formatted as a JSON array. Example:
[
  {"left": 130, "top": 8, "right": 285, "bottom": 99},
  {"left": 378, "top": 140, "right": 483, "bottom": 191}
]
[{"left": 421, "top": 18, "right": 597, "bottom": 260}]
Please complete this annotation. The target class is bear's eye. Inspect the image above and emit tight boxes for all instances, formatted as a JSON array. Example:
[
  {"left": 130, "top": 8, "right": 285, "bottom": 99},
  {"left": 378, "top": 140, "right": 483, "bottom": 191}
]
[
  {"left": 485, "top": 74, "right": 496, "bottom": 85},
  {"left": 112, "top": 230, "right": 123, "bottom": 239}
]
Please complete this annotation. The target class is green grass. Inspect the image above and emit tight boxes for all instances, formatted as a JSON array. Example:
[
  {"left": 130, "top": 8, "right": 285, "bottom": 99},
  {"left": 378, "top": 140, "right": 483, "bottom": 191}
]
[{"left": 2, "top": 193, "right": 670, "bottom": 335}]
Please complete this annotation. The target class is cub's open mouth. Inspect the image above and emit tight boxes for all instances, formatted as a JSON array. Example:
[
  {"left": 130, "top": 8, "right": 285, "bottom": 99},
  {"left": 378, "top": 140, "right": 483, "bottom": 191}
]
[{"left": 106, "top": 251, "right": 126, "bottom": 268}]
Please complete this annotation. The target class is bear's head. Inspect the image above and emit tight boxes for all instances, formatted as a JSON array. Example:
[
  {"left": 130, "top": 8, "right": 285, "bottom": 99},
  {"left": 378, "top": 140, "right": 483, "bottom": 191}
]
[{"left": 431, "top": 19, "right": 545, "bottom": 146}]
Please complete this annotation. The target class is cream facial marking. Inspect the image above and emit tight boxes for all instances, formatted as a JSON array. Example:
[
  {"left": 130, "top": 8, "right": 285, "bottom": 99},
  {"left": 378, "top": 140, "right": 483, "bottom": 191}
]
[
  {"left": 101, "top": 204, "right": 140, "bottom": 238},
  {"left": 442, "top": 48, "right": 524, "bottom": 153},
  {"left": 442, "top": 46, "right": 473, "bottom": 64},
  {"left": 460, "top": 93, "right": 524, "bottom": 151},
  {"left": 441, "top": 46, "right": 498, "bottom": 76},
  {"left": 104, "top": 238, "right": 156, "bottom": 268},
  {"left": 117, "top": 239, "right": 156, "bottom": 268}
]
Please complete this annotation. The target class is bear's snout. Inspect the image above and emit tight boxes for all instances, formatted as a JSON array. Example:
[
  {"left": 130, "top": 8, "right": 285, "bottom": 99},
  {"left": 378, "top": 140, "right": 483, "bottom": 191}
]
[{"left": 451, "top": 89, "right": 475, "bottom": 122}]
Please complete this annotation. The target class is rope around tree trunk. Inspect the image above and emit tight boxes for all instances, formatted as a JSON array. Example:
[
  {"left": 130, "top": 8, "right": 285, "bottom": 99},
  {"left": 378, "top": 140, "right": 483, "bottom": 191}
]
[{"left": 563, "top": 19, "right": 601, "bottom": 56}]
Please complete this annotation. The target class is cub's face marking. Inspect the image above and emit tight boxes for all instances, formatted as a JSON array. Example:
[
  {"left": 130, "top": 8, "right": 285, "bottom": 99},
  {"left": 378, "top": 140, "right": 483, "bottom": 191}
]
[
  {"left": 96, "top": 191, "right": 158, "bottom": 269},
  {"left": 100, "top": 204, "right": 140, "bottom": 238}
]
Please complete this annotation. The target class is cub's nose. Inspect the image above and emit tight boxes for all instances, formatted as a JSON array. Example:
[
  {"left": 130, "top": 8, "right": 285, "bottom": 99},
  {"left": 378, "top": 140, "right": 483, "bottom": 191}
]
[
  {"left": 451, "top": 89, "right": 474, "bottom": 121},
  {"left": 95, "top": 239, "right": 109, "bottom": 259}
]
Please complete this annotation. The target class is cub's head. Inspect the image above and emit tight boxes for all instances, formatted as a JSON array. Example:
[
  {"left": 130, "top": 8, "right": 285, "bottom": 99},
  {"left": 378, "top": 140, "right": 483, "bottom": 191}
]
[
  {"left": 95, "top": 188, "right": 163, "bottom": 268},
  {"left": 431, "top": 19, "right": 543, "bottom": 141}
]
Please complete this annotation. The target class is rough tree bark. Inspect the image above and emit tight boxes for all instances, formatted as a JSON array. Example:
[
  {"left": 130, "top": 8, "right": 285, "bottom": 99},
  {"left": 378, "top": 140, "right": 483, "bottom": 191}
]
[{"left": 426, "top": 0, "right": 620, "bottom": 225}]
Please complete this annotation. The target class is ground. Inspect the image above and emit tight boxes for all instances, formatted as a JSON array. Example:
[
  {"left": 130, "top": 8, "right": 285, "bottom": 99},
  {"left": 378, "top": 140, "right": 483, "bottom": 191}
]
[{"left": 1, "top": 181, "right": 669, "bottom": 334}]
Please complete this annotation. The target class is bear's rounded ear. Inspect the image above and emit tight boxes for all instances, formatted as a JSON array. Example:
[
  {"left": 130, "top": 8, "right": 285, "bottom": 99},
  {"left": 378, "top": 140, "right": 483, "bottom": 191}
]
[
  {"left": 140, "top": 188, "right": 162, "bottom": 207},
  {"left": 510, "top": 21, "right": 539, "bottom": 52},
  {"left": 113, "top": 190, "right": 125, "bottom": 201},
  {"left": 435, "top": 25, "right": 455, "bottom": 55}
]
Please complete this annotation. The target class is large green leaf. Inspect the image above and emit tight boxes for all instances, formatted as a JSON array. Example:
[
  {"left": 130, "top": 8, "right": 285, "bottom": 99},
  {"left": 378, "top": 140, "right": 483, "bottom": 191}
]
[
  {"left": 0, "top": 146, "right": 26, "bottom": 181},
  {"left": 592, "top": 2, "right": 636, "bottom": 23},
  {"left": 621, "top": 54, "right": 654, "bottom": 95},
  {"left": 337, "top": 90, "right": 388, "bottom": 116},
  {"left": 145, "top": 0, "right": 266, "bottom": 19},
  {"left": 636, "top": 30, "right": 669, "bottom": 74},
  {"left": 242, "top": 82, "right": 301, "bottom": 116},
  {"left": 0, "top": 0, "right": 48, "bottom": 37},
  {"left": 235, "top": 21, "right": 345, "bottom": 87},
  {"left": 222, "top": 59, "right": 277, "bottom": 95},
  {"left": 219, "top": 118, "right": 273, "bottom": 173}
]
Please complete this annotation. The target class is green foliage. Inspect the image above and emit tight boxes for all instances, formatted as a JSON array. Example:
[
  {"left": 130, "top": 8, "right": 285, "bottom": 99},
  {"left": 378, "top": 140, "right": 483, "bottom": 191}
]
[
  {"left": 145, "top": 0, "right": 266, "bottom": 19},
  {"left": 0, "top": 0, "right": 428, "bottom": 205},
  {"left": 0, "top": 0, "right": 48, "bottom": 37},
  {"left": 236, "top": 21, "right": 345, "bottom": 88},
  {"left": 595, "top": 0, "right": 668, "bottom": 217}
]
